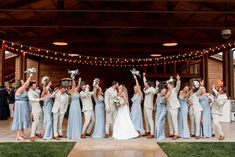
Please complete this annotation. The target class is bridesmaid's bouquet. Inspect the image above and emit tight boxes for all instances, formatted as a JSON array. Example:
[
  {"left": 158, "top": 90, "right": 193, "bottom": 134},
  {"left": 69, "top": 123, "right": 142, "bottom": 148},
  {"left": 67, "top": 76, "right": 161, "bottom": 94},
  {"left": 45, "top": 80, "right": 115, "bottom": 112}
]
[
  {"left": 68, "top": 69, "right": 79, "bottom": 79},
  {"left": 93, "top": 78, "right": 100, "bottom": 87},
  {"left": 24, "top": 67, "right": 36, "bottom": 75},
  {"left": 41, "top": 76, "right": 49, "bottom": 85},
  {"left": 113, "top": 96, "right": 124, "bottom": 107}
]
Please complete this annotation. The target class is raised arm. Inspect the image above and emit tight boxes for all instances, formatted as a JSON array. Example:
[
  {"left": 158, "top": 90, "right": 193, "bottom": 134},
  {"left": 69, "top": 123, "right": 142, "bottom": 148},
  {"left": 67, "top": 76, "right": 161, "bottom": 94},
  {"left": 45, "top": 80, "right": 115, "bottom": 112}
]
[
  {"left": 16, "top": 75, "right": 33, "bottom": 96},
  {"left": 212, "top": 85, "right": 219, "bottom": 96},
  {"left": 175, "top": 74, "right": 181, "bottom": 93},
  {"left": 143, "top": 72, "right": 147, "bottom": 83},
  {"left": 76, "top": 77, "right": 81, "bottom": 89},
  {"left": 133, "top": 75, "right": 140, "bottom": 86},
  {"left": 71, "top": 78, "right": 76, "bottom": 92}
]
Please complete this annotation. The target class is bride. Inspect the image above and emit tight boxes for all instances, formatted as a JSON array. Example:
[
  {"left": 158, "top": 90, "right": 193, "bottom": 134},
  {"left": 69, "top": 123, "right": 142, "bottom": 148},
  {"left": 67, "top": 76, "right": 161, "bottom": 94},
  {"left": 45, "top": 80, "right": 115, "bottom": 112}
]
[{"left": 112, "top": 85, "right": 139, "bottom": 140}]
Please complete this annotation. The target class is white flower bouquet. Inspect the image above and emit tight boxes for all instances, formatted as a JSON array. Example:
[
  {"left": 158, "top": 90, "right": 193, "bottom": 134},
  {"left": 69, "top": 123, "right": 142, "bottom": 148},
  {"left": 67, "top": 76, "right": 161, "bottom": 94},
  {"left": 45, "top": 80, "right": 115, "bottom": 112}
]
[
  {"left": 93, "top": 78, "right": 100, "bottom": 87},
  {"left": 113, "top": 96, "right": 125, "bottom": 107},
  {"left": 130, "top": 68, "right": 140, "bottom": 77},
  {"left": 24, "top": 67, "right": 36, "bottom": 75},
  {"left": 68, "top": 69, "right": 79, "bottom": 79},
  {"left": 41, "top": 76, "right": 49, "bottom": 84}
]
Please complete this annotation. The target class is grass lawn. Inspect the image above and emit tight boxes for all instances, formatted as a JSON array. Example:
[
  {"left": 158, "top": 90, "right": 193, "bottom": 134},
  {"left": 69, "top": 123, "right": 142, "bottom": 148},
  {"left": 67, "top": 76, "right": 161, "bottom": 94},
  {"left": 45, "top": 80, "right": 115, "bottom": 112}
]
[
  {"left": 0, "top": 142, "right": 75, "bottom": 157},
  {"left": 158, "top": 142, "right": 235, "bottom": 157}
]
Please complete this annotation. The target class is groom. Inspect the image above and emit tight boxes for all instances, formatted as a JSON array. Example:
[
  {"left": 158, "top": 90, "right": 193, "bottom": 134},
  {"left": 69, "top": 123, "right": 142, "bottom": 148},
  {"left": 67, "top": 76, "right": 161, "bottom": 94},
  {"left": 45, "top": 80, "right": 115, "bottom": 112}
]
[{"left": 104, "top": 81, "right": 119, "bottom": 138}]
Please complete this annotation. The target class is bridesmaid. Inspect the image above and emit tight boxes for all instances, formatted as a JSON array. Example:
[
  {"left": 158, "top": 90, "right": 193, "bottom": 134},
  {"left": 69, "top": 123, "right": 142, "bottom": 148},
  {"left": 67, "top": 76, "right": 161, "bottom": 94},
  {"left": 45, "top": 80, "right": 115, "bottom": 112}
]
[
  {"left": 41, "top": 82, "right": 53, "bottom": 140},
  {"left": 130, "top": 75, "right": 145, "bottom": 135},
  {"left": 199, "top": 87, "right": 212, "bottom": 138},
  {"left": 67, "top": 77, "right": 82, "bottom": 140},
  {"left": 178, "top": 86, "right": 190, "bottom": 139},
  {"left": 154, "top": 87, "right": 171, "bottom": 140},
  {"left": 92, "top": 87, "right": 106, "bottom": 138},
  {"left": 11, "top": 74, "right": 33, "bottom": 141}
]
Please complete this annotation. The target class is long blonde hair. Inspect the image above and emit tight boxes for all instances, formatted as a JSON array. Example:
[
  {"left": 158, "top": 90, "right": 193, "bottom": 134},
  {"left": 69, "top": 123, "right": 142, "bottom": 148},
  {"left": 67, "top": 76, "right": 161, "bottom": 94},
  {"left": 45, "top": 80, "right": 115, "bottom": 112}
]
[{"left": 134, "top": 85, "right": 143, "bottom": 100}]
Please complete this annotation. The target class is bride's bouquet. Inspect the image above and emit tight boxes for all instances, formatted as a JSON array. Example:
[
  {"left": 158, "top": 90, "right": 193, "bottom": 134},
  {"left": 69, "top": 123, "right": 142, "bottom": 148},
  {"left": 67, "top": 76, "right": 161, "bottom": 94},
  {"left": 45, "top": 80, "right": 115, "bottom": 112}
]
[{"left": 113, "top": 96, "right": 124, "bottom": 107}]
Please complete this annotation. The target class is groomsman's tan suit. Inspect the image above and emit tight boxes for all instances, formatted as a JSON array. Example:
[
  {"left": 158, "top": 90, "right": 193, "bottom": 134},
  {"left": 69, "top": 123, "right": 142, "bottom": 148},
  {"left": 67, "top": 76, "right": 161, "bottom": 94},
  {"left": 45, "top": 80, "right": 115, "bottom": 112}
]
[
  {"left": 143, "top": 76, "right": 158, "bottom": 135},
  {"left": 80, "top": 89, "right": 95, "bottom": 135},
  {"left": 167, "top": 80, "right": 181, "bottom": 136},
  {"left": 51, "top": 90, "right": 69, "bottom": 137},
  {"left": 28, "top": 88, "right": 43, "bottom": 138}
]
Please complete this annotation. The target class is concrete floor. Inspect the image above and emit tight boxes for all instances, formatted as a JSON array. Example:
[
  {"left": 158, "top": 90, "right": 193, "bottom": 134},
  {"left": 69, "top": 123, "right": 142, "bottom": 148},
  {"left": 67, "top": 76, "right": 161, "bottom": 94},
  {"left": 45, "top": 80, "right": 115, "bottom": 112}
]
[{"left": 1, "top": 119, "right": 235, "bottom": 157}]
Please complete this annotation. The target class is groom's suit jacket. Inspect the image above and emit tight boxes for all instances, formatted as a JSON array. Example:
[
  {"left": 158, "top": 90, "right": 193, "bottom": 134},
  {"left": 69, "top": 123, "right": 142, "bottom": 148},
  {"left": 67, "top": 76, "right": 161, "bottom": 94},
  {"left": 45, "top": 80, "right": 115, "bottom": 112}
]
[{"left": 104, "top": 87, "right": 117, "bottom": 112}]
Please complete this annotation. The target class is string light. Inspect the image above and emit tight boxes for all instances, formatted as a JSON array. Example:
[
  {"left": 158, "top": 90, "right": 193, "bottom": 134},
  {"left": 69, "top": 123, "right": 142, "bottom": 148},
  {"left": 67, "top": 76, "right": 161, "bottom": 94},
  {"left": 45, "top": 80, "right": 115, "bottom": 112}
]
[{"left": 2, "top": 39, "right": 235, "bottom": 67}]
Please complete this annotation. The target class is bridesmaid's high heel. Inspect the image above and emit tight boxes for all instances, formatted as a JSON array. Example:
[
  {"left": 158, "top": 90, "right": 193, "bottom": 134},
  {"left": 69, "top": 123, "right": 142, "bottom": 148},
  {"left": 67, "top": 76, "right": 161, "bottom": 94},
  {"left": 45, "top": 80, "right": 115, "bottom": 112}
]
[{"left": 16, "top": 136, "right": 25, "bottom": 141}]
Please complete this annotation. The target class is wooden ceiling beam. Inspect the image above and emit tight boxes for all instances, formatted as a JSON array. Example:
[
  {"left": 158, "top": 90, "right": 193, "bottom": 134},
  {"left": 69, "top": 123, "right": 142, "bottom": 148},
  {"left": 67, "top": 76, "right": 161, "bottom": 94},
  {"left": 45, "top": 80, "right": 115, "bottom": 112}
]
[
  {"left": 1, "top": 9, "right": 235, "bottom": 13},
  {"left": 1, "top": 35, "right": 223, "bottom": 45},
  {"left": 0, "top": 19, "right": 234, "bottom": 29}
]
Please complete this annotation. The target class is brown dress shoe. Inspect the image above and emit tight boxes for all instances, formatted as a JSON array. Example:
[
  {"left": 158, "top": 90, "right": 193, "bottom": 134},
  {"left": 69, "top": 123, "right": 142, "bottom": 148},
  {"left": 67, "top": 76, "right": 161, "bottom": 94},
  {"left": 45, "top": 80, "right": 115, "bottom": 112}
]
[
  {"left": 212, "top": 134, "right": 215, "bottom": 137},
  {"left": 219, "top": 135, "right": 225, "bottom": 140},
  {"left": 54, "top": 136, "right": 60, "bottom": 140},
  {"left": 35, "top": 134, "right": 43, "bottom": 138},
  {"left": 190, "top": 134, "right": 195, "bottom": 137},
  {"left": 29, "top": 137, "right": 35, "bottom": 142},
  {"left": 172, "top": 135, "right": 179, "bottom": 140},
  {"left": 104, "top": 134, "right": 109, "bottom": 138},
  {"left": 86, "top": 133, "right": 91, "bottom": 136},
  {"left": 169, "top": 135, "right": 174, "bottom": 138},
  {"left": 147, "top": 134, "right": 154, "bottom": 139},
  {"left": 81, "top": 134, "right": 86, "bottom": 139}
]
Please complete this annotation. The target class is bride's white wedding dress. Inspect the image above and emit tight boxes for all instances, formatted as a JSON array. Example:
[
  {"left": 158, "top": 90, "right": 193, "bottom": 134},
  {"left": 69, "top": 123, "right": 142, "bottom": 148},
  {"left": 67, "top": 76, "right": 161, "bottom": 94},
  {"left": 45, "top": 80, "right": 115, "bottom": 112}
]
[{"left": 113, "top": 103, "right": 139, "bottom": 140}]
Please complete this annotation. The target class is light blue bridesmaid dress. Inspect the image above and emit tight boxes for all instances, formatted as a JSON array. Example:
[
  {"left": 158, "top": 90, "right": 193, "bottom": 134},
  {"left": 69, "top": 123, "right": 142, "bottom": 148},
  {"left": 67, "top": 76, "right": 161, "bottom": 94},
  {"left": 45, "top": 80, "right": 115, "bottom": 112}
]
[
  {"left": 130, "top": 94, "right": 145, "bottom": 133},
  {"left": 67, "top": 93, "right": 82, "bottom": 140},
  {"left": 155, "top": 95, "right": 167, "bottom": 140},
  {"left": 43, "top": 97, "right": 53, "bottom": 140},
  {"left": 178, "top": 96, "right": 190, "bottom": 139},
  {"left": 11, "top": 91, "right": 30, "bottom": 130},
  {"left": 199, "top": 95, "right": 212, "bottom": 138},
  {"left": 92, "top": 95, "right": 105, "bottom": 138}
]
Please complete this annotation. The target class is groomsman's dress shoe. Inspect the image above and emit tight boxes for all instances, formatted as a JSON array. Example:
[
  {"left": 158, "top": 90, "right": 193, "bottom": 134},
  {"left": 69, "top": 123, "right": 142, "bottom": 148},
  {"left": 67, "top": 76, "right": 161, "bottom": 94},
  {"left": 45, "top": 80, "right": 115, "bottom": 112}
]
[
  {"left": 54, "top": 136, "right": 60, "bottom": 140},
  {"left": 147, "top": 134, "right": 154, "bottom": 139},
  {"left": 195, "top": 136, "right": 200, "bottom": 139},
  {"left": 35, "top": 134, "right": 43, "bottom": 138},
  {"left": 86, "top": 133, "right": 91, "bottom": 136},
  {"left": 29, "top": 137, "right": 35, "bottom": 142},
  {"left": 104, "top": 134, "right": 109, "bottom": 138},
  {"left": 169, "top": 135, "right": 174, "bottom": 138},
  {"left": 190, "top": 134, "right": 195, "bottom": 137},
  {"left": 81, "top": 134, "right": 86, "bottom": 139},
  {"left": 212, "top": 134, "right": 215, "bottom": 137},
  {"left": 219, "top": 135, "right": 225, "bottom": 140},
  {"left": 172, "top": 135, "right": 179, "bottom": 140},
  {"left": 58, "top": 135, "right": 66, "bottom": 138}
]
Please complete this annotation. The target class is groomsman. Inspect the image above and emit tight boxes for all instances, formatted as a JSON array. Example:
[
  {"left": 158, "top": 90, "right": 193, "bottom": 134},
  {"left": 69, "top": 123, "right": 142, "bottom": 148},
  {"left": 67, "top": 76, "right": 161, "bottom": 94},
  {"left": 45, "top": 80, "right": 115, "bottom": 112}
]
[
  {"left": 28, "top": 83, "right": 44, "bottom": 142},
  {"left": 143, "top": 73, "right": 159, "bottom": 139},
  {"left": 51, "top": 86, "right": 69, "bottom": 140},
  {"left": 104, "top": 81, "right": 118, "bottom": 138},
  {"left": 188, "top": 85, "right": 203, "bottom": 139},
  {"left": 211, "top": 85, "right": 227, "bottom": 140},
  {"left": 80, "top": 84, "right": 95, "bottom": 139},
  {"left": 167, "top": 74, "right": 181, "bottom": 140}
]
